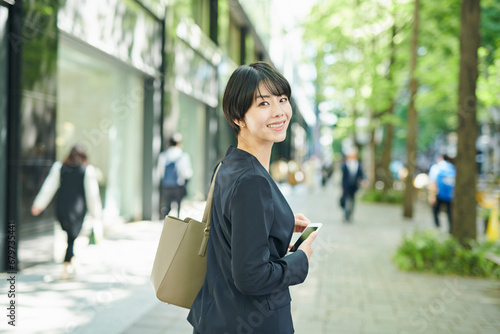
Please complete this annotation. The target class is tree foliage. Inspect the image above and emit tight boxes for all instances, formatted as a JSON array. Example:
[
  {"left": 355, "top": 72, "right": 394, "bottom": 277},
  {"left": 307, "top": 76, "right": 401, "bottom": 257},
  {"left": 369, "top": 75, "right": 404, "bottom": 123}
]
[
  {"left": 303, "top": 0, "right": 500, "bottom": 163},
  {"left": 303, "top": 0, "right": 500, "bottom": 233},
  {"left": 304, "top": 0, "right": 411, "bottom": 140}
]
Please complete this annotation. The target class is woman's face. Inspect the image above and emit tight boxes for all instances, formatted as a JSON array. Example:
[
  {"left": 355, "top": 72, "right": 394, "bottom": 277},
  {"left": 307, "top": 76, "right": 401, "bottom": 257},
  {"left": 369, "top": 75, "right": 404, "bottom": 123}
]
[{"left": 237, "top": 83, "right": 292, "bottom": 146}]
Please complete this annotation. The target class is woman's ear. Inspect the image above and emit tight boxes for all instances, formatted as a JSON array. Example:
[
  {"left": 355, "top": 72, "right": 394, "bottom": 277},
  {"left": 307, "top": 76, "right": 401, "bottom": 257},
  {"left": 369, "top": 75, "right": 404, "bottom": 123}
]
[{"left": 234, "top": 119, "right": 245, "bottom": 128}]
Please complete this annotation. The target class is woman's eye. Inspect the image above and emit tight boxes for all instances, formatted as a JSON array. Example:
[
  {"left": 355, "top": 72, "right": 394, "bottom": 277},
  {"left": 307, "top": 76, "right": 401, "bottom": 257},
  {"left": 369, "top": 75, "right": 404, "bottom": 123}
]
[
  {"left": 280, "top": 97, "right": 288, "bottom": 103},
  {"left": 259, "top": 101, "right": 270, "bottom": 106}
]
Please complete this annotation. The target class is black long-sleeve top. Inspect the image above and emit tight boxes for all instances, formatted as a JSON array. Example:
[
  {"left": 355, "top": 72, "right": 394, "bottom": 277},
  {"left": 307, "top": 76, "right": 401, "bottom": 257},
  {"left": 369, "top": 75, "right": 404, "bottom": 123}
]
[{"left": 188, "top": 146, "right": 309, "bottom": 334}]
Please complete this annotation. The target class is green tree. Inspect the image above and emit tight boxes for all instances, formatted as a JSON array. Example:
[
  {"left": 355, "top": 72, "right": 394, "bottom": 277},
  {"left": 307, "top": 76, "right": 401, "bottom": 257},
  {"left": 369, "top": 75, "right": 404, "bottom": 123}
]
[
  {"left": 452, "top": 0, "right": 481, "bottom": 242},
  {"left": 403, "top": 0, "right": 419, "bottom": 219},
  {"left": 380, "top": 23, "right": 397, "bottom": 193},
  {"left": 303, "top": 0, "right": 411, "bottom": 180},
  {"left": 414, "top": 0, "right": 461, "bottom": 149},
  {"left": 303, "top": 0, "right": 499, "bottom": 226}
]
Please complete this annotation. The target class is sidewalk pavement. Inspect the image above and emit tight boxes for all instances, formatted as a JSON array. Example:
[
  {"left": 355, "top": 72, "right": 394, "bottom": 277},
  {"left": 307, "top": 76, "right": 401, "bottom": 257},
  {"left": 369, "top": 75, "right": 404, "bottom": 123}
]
[{"left": 1, "top": 183, "right": 500, "bottom": 334}]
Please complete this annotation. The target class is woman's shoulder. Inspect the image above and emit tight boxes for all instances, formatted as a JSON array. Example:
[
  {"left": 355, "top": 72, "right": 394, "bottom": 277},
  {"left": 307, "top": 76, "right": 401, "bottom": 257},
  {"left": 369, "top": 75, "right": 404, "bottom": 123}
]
[
  {"left": 225, "top": 153, "right": 266, "bottom": 177},
  {"left": 219, "top": 160, "right": 267, "bottom": 190},
  {"left": 233, "top": 166, "right": 274, "bottom": 198},
  {"left": 239, "top": 163, "right": 268, "bottom": 181}
]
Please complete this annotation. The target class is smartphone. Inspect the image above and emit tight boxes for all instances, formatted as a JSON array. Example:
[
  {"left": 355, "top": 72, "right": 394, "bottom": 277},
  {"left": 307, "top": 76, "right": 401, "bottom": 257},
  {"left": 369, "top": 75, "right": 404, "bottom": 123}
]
[{"left": 290, "top": 223, "right": 322, "bottom": 252}]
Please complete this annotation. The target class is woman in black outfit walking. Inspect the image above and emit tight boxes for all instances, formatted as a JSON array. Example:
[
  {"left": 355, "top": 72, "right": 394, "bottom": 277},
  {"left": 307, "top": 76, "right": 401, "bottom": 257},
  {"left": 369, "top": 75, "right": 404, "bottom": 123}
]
[{"left": 32, "top": 144, "right": 102, "bottom": 279}]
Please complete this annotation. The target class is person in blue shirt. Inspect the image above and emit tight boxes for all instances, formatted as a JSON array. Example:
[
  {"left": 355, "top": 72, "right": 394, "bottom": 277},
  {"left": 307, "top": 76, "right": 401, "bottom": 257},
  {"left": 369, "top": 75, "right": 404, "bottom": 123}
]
[
  {"left": 188, "top": 62, "right": 318, "bottom": 334},
  {"left": 157, "top": 134, "right": 193, "bottom": 217},
  {"left": 428, "top": 154, "right": 456, "bottom": 233}
]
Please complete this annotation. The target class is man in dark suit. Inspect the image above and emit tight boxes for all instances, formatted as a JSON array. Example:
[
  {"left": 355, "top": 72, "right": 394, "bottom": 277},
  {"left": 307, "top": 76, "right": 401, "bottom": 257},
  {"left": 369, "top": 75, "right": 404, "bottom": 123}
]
[{"left": 340, "top": 148, "right": 365, "bottom": 222}]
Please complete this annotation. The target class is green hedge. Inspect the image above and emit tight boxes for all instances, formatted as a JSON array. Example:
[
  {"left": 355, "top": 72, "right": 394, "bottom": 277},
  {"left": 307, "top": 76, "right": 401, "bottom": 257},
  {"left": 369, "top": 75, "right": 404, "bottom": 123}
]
[
  {"left": 361, "top": 188, "right": 404, "bottom": 204},
  {"left": 393, "top": 229, "right": 500, "bottom": 279}
]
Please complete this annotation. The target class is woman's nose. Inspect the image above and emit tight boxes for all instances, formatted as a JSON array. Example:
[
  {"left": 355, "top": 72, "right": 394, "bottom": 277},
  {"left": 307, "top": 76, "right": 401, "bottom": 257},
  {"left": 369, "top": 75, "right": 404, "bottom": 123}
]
[{"left": 272, "top": 101, "right": 285, "bottom": 116}]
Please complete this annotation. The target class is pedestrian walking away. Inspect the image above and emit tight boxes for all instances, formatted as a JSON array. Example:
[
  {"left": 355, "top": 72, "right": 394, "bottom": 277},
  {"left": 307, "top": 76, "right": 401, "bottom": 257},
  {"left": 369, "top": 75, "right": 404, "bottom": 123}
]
[
  {"left": 187, "top": 61, "right": 319, "bottom": 334},
  {"left": 157, "top": 133, "right": 193, "bottom": 217},
  {"left": 340, "top": 147, "right": 366, "bottom": 222},
  {"left": 428, "top": 153, "right": 456, "bottom": 233},
  {"left": 31, "top": 144, "right": 102, "bottom": 279}
]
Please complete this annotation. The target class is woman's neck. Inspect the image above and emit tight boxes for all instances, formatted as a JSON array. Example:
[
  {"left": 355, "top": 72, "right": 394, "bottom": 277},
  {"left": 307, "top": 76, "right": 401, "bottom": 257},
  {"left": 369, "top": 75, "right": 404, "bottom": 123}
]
[{"left": 236, "top": 139, "right": 272, "bottom": 172}]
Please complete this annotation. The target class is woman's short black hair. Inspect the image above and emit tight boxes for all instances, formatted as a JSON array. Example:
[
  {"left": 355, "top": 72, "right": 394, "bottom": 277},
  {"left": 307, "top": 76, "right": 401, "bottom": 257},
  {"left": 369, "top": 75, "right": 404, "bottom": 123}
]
[{"left": 222, "top": 61, "right": 291, "bottom": 135}]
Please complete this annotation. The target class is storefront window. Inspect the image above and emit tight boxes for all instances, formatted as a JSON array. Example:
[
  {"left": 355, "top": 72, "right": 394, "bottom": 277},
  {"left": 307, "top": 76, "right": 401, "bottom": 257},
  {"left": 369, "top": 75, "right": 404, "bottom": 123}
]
[
  {"left": 17, "top": 0, "right": 59, "bottom": 268},
  {"left": 177, "top": 92, "right": 207, "bottom": 200},
  {"left": 58, "top": 0, "right": 162, "bottom": 76},
  {"left": 57, "top": 39, "right": 144, "bottom": 221},
  {"left": 174, "top": 30, "right": 219, "bottom": 108}
]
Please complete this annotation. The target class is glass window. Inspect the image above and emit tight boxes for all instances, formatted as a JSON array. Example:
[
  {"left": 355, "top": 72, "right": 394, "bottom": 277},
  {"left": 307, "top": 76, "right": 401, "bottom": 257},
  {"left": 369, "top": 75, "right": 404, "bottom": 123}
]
[
  {"left": 178, "top": 92, "right": 207, "bottom": 200},
  {"left": 57, "top": 39, "right": 144, "bottom": 221},
  {"left": 193, "top": 0, "right": 210, "bottom": 34},
  {"left": 58, "top": 0, "right": 163, "bottom": 75},
  {"left": 174, "top": 40, "right": 218, "bottom": 108},
  {"left": 228, "top": 17, "right": 241, "bottom": 65}
]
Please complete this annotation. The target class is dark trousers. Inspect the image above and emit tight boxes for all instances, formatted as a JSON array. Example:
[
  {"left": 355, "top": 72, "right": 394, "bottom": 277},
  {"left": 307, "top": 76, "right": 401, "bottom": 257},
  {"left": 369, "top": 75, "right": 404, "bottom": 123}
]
[
  {"left": 161, "top": 185, "right": 186, "bottom": 217},
  {"left": 64, "top": 232, "right": 77, "bottom": 263},
  {"left": 433, "top": 198, "right": 452, "bottom": 232},
  {"left": 341, "top": 190, "right": 356, "bottom": 221}
]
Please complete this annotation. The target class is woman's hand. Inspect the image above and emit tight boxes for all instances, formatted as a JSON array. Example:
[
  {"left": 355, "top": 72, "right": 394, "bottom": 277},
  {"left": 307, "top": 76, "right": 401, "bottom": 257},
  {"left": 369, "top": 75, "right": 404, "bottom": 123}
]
[
  {"left": 298, "top": 231, "right": 318, "bottom": 260},
  {"left": 31, "top": 206, "right": 42, "bottom": 216},
  {"left": 288, "top": 214, "right": 318, "bottom": 260},
  {"left": 294, "top": 213, "right": 310, "bottom": 233}
]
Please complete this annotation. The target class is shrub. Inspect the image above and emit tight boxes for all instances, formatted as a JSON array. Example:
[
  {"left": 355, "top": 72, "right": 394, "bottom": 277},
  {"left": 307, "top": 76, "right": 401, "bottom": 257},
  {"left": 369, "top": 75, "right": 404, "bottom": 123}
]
[
  {"left": 361, "top": 188, "right": 404, "bottom": 204},
  {"left": 393, "top": 229, "right": 500, "bottom": 279}
]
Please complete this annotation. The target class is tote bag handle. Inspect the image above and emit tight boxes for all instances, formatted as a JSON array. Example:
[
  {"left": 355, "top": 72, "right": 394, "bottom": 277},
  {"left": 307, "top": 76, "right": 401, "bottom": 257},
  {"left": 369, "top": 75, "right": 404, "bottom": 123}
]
[{"left": 199, "top": 162, "right": 222, "bottom": 256}]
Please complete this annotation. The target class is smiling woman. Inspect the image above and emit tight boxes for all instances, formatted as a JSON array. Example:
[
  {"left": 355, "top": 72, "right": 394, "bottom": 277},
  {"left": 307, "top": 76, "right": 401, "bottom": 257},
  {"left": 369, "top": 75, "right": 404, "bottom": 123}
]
[
  {"left": 221, "top": 62, "right": 293, "bottom": 171},
  {"left": 236, "top": 84, "right": 292, "bottom": 155},
  {"left": 222, "top": 62, "right": 292, "bottom": 135},
  {"left": 187, "top": 62, "right": 319, "bottom": 334}
]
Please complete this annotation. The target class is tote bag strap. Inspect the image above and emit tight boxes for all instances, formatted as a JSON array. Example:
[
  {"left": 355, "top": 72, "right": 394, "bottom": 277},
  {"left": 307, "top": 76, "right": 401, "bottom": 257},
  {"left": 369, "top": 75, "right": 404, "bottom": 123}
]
[{"left": 199, "top": 162, "right": 222, "bottom": 256}]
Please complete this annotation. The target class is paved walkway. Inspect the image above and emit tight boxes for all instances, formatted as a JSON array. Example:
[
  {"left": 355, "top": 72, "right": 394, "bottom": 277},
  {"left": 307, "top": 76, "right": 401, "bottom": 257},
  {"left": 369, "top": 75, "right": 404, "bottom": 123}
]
[
  {"left": 285, "top": 185, "right": 500, "bottom": 334},
  {"left": 1, "top": 182, "right": 499, "bottom": 333}
]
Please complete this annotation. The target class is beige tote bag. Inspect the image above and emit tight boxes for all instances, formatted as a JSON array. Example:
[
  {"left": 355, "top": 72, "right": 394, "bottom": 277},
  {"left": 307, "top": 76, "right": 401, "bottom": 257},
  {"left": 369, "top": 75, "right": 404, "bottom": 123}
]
[{"left": 150, "top": 163, "right": 221, "bottom": 309}]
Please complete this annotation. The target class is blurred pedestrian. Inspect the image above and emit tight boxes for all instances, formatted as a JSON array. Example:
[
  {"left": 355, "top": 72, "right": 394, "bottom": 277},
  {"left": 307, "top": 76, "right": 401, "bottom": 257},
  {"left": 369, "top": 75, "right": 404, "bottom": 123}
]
[
  {"left": 340, "top": 148, "right": 366, "bottom": 222},
  {"left": 32, "top": 144, "right": 102, "bottom": 279},
  {"left": 428, "top": 154, "right": 456, "bottom": 232},
  {"left": 188, "top": 61, "right": 318, "bottom": 334},
  {"left": 157, "top": 133, "right": 193, "bottom": 217},
  {"left": 321, "top": 160, "right": 334, "bottom": 187}
]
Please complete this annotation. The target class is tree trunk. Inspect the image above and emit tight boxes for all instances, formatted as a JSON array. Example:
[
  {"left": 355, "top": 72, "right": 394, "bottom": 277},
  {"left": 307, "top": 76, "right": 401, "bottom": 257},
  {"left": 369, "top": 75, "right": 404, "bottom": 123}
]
[
  {"left": 369, "top": 125, "right": 376, "bottom": 189},
  {"left": 381, "top": 102, "right": 395, "bottom": 192},
  {"left": 381, "top": 24, "right": 397, "bottom": 193},
  {"left": 452, "top": 0, "right": 480, "bottom": 242},
  {"left": 403, "top": 0, "right": 420, "bottom": 219}
]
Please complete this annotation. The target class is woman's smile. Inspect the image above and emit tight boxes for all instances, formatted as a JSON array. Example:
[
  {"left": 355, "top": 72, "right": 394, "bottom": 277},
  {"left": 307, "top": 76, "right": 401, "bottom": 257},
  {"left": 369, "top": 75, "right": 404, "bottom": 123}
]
[{"left": 267, "top": 120, "right": 286, "bottom": 130}]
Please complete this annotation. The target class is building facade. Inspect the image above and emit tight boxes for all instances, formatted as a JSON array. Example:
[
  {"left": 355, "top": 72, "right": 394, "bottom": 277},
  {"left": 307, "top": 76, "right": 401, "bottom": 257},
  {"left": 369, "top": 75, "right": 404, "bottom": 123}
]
[{"left": 1, "top": 0, "right": 310, "bottom": 271}]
